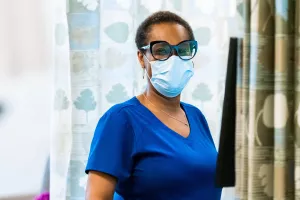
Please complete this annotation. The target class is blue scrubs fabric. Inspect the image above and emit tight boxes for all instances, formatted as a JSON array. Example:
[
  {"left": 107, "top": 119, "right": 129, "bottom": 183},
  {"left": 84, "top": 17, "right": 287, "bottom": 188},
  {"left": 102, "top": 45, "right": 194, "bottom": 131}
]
[{"left": 86, "top": 97, "right": 222, "bottom": 200}]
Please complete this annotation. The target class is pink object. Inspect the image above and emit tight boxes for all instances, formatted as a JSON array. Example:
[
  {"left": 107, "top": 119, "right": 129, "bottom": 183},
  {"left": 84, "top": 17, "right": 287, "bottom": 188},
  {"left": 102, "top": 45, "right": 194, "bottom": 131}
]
[{"left": 34, "top": 192, "right": 49, "bottom": 200}]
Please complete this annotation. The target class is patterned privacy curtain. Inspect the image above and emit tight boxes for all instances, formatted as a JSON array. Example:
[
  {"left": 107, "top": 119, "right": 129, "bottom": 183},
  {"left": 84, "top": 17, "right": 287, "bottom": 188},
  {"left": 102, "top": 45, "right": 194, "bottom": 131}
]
[
  {"left": 51, "top": 0, "right": 242, "bottom": 199},
  {"left": 235, "top": 0, "right": 300, "bottom": 199}
]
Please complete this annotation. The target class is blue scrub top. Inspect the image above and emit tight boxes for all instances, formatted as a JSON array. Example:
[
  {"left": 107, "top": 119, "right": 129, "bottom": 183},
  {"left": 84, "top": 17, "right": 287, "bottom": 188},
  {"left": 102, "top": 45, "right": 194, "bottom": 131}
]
[{"left": 86, "top": 97, "right": 222, "bottom": 200}]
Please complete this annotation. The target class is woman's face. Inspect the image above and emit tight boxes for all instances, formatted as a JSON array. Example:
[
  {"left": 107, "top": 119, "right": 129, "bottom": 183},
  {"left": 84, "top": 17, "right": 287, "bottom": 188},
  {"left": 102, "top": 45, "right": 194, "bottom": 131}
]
[{"left": 137, "top": 23, "right": 190, "bottom": 77}]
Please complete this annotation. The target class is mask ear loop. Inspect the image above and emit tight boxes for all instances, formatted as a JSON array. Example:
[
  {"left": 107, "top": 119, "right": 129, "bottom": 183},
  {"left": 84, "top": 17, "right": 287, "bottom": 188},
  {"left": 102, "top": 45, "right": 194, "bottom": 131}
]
[
  {"left": 192, "top": 60, "right": 194, "bottom": 68},
  {"left": 144, "top": 68, "right": 151, "bottom": 80},
  {"left": 143, "top": 55, "right": 152, "bottom": 80}
]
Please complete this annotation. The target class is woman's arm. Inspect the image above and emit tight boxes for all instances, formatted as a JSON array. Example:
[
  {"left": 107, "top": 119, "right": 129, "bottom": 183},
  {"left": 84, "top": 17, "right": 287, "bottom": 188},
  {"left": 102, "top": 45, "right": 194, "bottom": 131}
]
[
  {"left": 85, "top": 109, "right": 136, "bottom": 200},
  {"left": 86, "top": 171, "right": 117, "bottom": 200}
]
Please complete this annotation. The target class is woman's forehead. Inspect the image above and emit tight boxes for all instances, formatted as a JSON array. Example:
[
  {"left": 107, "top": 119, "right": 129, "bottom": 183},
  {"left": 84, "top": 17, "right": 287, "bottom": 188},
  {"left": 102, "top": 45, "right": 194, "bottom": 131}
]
[{"left": 147, "top": 23, "right": 190, "bottom": 45}]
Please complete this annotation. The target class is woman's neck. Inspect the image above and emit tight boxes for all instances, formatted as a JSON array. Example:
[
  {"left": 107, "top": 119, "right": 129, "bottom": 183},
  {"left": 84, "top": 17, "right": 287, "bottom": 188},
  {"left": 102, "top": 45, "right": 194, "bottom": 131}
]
[{"left": 144, "top": 86, "right": 181, "bottom": 113}]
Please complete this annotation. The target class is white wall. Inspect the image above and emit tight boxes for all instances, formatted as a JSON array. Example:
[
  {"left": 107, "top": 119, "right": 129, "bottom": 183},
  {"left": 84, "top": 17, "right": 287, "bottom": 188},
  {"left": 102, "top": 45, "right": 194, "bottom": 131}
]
[
  {"left": 0, "top": 0, "right": 53, "bottom": 197},
  {"left": 0, "top": 72, "right": 52, "bottom": 197}
]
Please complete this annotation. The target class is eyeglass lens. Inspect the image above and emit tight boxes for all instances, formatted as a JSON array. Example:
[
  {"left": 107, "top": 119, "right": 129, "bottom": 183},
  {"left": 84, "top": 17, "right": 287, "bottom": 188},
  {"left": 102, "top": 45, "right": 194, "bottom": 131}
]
[{"left": 151, "top": 41, "right": 197, "bottom": 61}]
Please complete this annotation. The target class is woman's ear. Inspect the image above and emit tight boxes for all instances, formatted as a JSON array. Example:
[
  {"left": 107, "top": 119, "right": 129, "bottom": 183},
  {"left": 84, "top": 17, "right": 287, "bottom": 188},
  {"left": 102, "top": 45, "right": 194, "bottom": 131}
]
[{"left": 137, "top": 51, "right": 145, "bottom": 69}]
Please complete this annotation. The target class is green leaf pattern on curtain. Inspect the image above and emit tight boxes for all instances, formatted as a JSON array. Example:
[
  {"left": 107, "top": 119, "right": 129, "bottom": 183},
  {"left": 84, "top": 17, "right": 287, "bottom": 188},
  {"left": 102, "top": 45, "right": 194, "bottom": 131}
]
[
  {"left": 106, "top": 83, "right": 130, "bottom": 104},
  {"left": 104, "top": 22, "right": 130, "bottom": 43},
  {"left": 74, "top": 89, "right": 97, "bottom": 123},
  {"left": 193, "top": 27, "right": 212, "bottom": 46},
  {"left": 54, "top": 89, "right": 70, "bottom": 111},
  {"left": 192, "top": 83, "right": 213, "bottom": 110}
]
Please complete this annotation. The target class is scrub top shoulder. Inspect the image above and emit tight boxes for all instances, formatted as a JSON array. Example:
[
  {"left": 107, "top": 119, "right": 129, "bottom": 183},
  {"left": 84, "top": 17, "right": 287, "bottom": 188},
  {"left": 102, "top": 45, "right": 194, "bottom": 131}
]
[{"left": 86, "top": 97, "right": 222, "bottom": 200}]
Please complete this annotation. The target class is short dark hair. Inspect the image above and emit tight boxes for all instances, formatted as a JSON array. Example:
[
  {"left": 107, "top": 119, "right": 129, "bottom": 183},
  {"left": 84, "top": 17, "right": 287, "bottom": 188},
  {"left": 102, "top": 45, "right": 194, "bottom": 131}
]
[{"left": 135, "top": 11, "right": 195, "bottom": 49}]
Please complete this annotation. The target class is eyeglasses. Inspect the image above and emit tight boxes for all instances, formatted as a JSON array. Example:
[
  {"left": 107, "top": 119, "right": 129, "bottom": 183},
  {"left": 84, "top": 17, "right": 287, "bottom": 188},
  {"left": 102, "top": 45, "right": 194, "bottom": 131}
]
[{"left": 140, "top": 40, "right": 198, "bottom": 61}]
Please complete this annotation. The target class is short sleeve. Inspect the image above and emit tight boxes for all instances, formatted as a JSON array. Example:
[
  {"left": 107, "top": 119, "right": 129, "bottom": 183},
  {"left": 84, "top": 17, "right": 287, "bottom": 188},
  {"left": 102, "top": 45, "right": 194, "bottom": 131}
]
[{"left": 85, "top": 110, "right": 135, "bottom": 181}]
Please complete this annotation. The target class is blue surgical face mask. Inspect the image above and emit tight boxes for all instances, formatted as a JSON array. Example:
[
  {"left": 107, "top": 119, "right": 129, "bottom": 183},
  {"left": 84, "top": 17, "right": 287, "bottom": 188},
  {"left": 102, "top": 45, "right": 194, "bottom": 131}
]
[{"left": 144, "top": 55, "right": 194, "bottom": 98}]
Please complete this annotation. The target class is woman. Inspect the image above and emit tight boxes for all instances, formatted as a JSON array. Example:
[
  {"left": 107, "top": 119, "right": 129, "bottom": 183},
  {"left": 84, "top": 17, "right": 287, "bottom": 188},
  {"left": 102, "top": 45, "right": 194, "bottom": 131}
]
[{"left": 85, "top": 11, "right": 222, "bottom": 200}]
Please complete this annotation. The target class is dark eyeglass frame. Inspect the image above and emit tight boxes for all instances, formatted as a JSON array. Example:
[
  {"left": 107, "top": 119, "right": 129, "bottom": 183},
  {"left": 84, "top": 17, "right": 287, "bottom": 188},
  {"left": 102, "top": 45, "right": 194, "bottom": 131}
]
[{"left": 139, "top": 40, "right": 198, "bottom": 61}]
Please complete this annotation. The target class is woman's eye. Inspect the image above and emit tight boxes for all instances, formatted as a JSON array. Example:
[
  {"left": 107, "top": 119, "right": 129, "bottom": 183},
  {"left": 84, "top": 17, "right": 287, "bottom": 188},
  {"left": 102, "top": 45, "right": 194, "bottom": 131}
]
[
  {"left": 155, "top": 48, "right": 168, "bottom": 55},
  {"left": 179, "top": 49, "right": 190, "bottom": 55}
]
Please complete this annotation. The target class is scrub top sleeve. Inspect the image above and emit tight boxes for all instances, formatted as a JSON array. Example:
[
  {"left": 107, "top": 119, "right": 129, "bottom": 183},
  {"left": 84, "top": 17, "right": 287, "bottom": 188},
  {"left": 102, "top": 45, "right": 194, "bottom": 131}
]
[{"left": 85, "top": 111, "right": 135, "bottom": 181}]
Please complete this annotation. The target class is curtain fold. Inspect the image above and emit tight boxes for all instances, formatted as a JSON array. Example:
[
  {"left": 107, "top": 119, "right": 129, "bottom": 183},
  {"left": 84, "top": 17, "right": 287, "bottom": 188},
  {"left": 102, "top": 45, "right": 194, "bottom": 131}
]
[
  {"left": 273, "top": 0, "right": 295, "bottom": 198},
  {"left": 51, "top": 0, "right": 72, "bottom": 199},
  {"left": 66, "top": 1, "right": 101, "bottom": 199},
  {"left": 294, "top": 0, "right": 300, "bottom": 198},
  {"left": 235, "top": 36, "right": 245, "bottom": 195},
  {"left": 240, "top": 1, "right": 251, "bottom": 198},
  {"left": 234, "top": 0, "right": 300, "bottom": 199}
]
